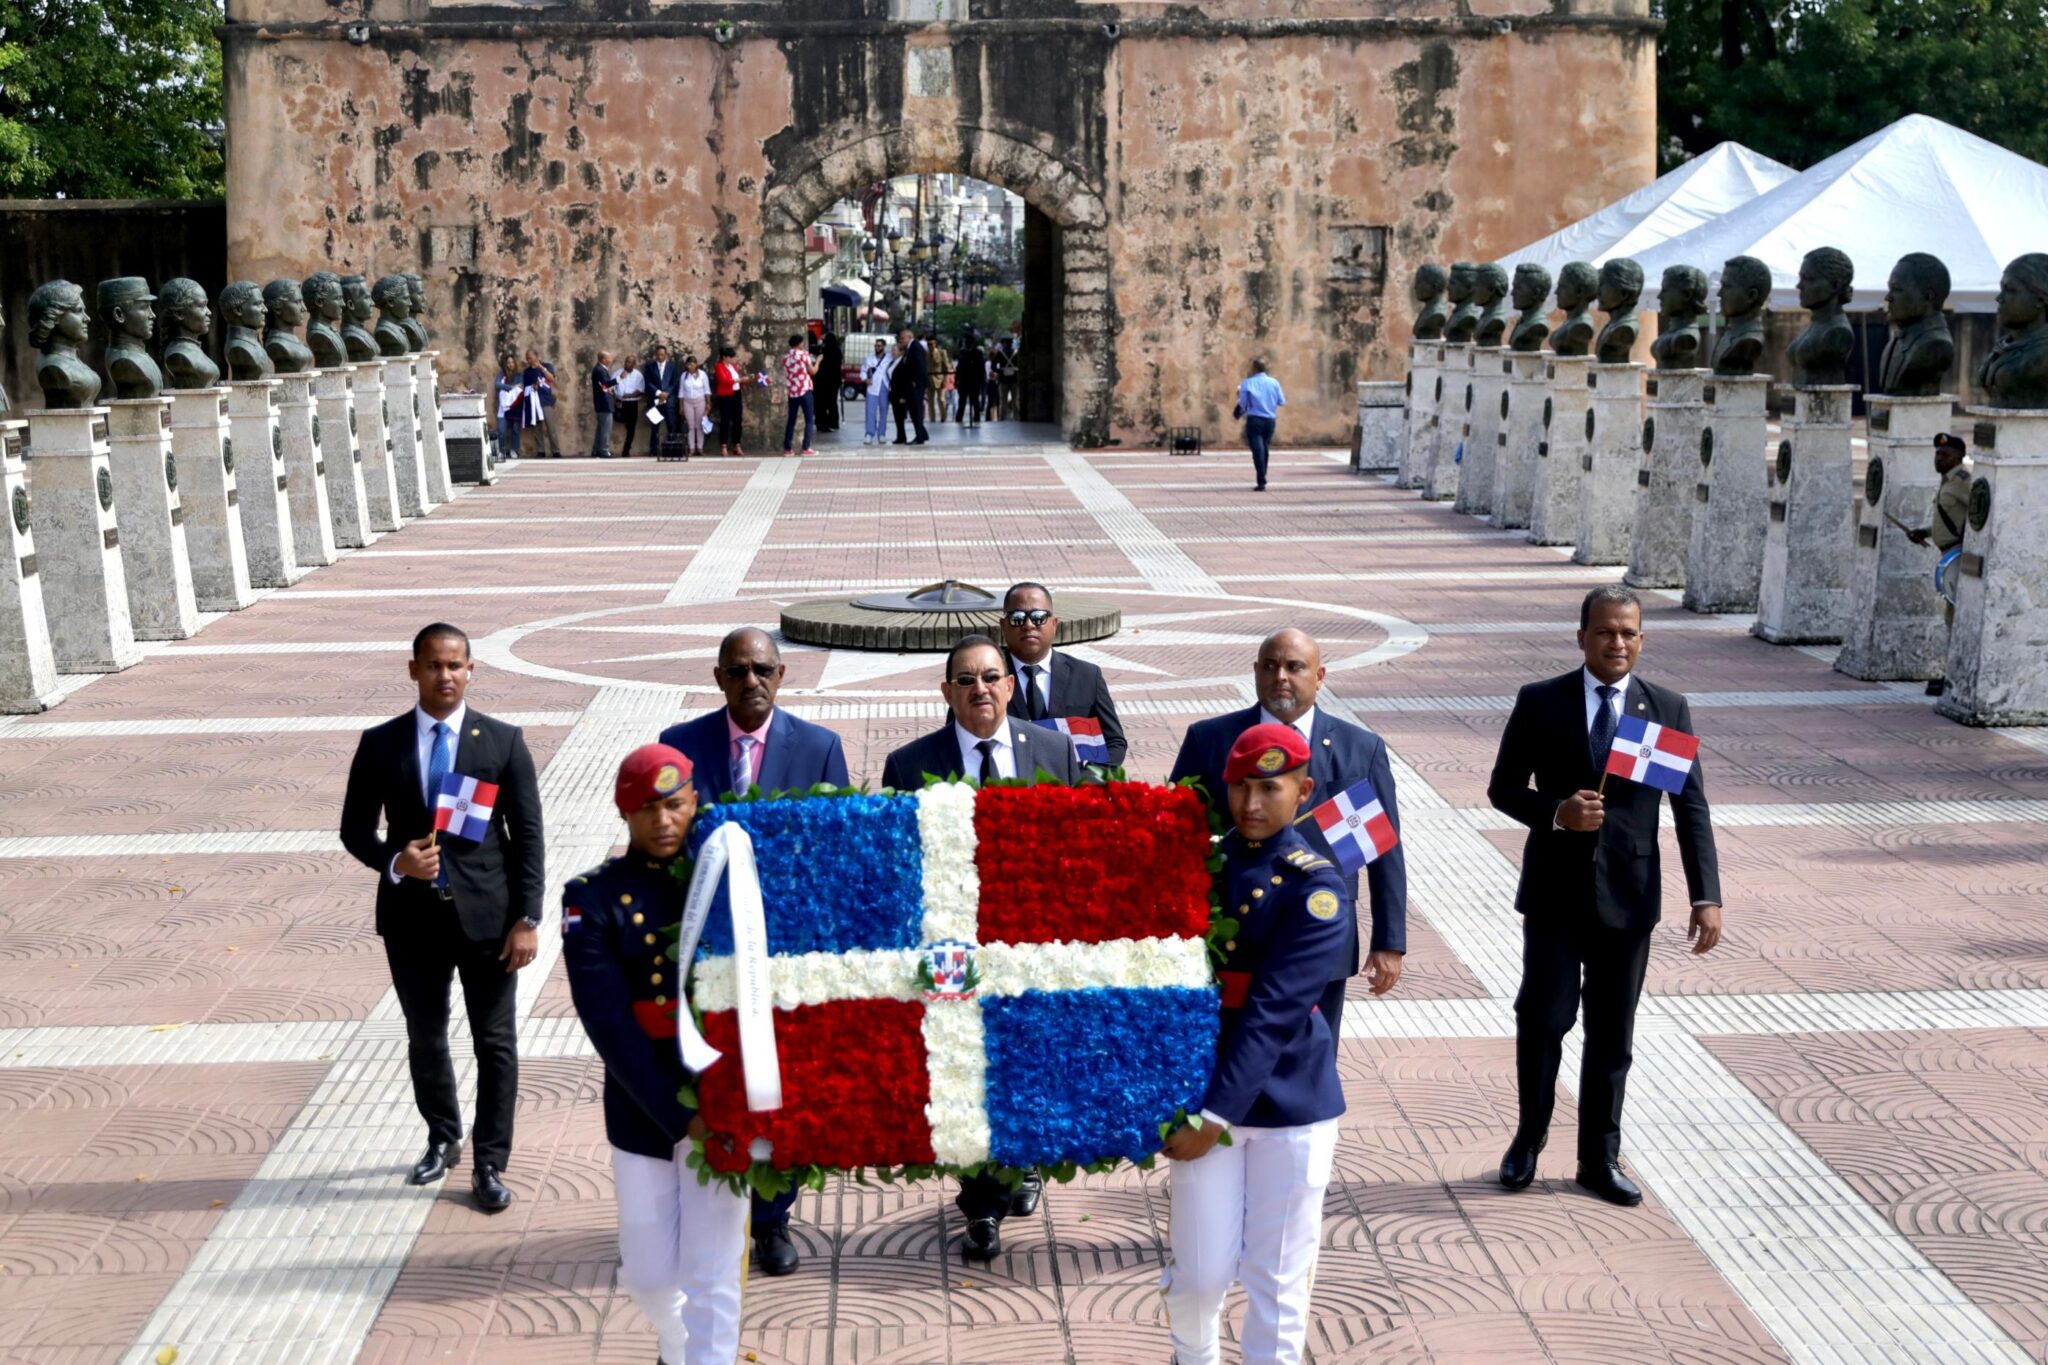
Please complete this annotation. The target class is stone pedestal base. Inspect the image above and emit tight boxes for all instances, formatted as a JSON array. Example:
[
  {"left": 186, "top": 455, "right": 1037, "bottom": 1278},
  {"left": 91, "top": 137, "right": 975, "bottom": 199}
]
[
  {"left": 384, "top": 359, "right": 434, "bottom": 519},
  {"left": 1626, "top": 370, "right": 1707, "bottom": 589},
  {"left": 24, "top": 408, "right": 138, "bottom": 673},
  {"left": 314, "top": 368, "right": 377, "bottom": 546},
  {"left": 1936, "top": 408, "right": 2048, "bottom": 726},
  {"left": 1530, "top": 356, "right": 1590, "bottom": 546},
  {"left": 1575, "top": 362, "right": 1643, "bottom": 566},
  {"left": 277, "top": 373, "right": 337, "bottom": 568},
  {"left": 229, "top": 380, "right": 304, "bottom": 588},
  {"left": 1492, "top": 352, "right": 1546, "bottom": 529},
  {"left": 440, "top": 391, "right": 498, "bottom": 485},
  {"left": 418, "top": 352, "right": 455, "bottom": 503},
  {"left": 1455, "top": 348, "right": 1508, "bottom": 516},
  {"left": 1401, "top": 341, "right": 1442, "bottom": 490},
  {"left": 1424, "top": 344, "right": 1473, "bottom": 501},
  {"left": 0, "top": 423, "right": 61, "bottom": 711},
  {"left": 1837, "top": 395, "right": 1955, "bottom": 681},
  {"left": 1354, "top": 381, "right": 1403, "bottom": 473},
  {"left": 1755, "top": 385, "right": 1858, "bottom": 644},
  {"left": 105, "top": 398, "right": 199, "bottom": 641},
  {"left": 1684, "top": 374, "right": 1772, "bottom": 613},
  {"left": 169, "top": 390, "right": 253, "bottom": 611},
  {"left": 351, "top": 363, "right": 403, "bottom": 533}
]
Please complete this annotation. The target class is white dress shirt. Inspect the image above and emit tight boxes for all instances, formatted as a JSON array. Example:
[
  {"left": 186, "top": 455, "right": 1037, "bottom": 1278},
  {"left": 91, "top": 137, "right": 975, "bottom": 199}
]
[
  {"left": 1259, "top": 704, "right": 1316, "bottom": 748},
  {"left": 954, "top": 720, "right": 1016, "bottom": 779},
  {"left": 390, "top": 702, "right": 467, "bottom": 881},
  {"left": 1016, "top": 649, "right": 1056, "bottom": 714},
  {"left": 1582, "top": 667, "right": 1631, "bottom": 732},
  {"left": 614, "top": 367, "right": 647, "bottom": 401},
  {"left": 680, "top": 369, "right": 711, "bottom": 400}
]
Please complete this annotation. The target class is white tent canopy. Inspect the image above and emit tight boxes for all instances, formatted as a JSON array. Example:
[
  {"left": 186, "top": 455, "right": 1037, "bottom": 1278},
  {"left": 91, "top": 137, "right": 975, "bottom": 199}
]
[
  {"left": 1633, "top": 115, "right": 2048, "bottom": 314},
  {"left": 1498, "top": 142, "right": 1796, "bottom": 284}
]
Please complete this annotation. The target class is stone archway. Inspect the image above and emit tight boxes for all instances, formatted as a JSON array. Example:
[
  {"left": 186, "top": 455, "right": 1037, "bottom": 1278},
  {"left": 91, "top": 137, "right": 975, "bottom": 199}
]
[{"left": 758, "top": 126, "right": 1112, "bottom": 447}]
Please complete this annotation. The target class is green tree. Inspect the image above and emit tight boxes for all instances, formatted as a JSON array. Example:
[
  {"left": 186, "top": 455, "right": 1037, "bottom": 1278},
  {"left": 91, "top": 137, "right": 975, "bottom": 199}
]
[
  {"left": 974, "top": 286, "right": 1024, "bottom": 338},
  {"left": 0, "top": 0, "right": 224, "bottom": 198},
  {"left": 1657, "top": 0, "right": 2048, "bottom": 170}
]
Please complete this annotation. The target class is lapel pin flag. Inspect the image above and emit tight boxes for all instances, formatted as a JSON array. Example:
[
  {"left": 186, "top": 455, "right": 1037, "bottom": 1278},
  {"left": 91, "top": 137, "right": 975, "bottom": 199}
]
[
  {"left": 434, "top": 771, "right": 499, "bottom": 843},
  {"left": 1602, "top": 715, "right": 1700, "bottom": 795},
  {"left": 1307, "top": 777, "right": 1399, "bottom": 877},
  {"left": 1031, "top": 716, "right": 1110, "bottom": 765}
]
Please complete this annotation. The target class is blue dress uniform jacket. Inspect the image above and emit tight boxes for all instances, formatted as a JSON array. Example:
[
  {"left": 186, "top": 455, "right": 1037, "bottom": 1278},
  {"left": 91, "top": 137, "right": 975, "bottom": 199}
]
[
  {"left": 1203, "top": 825, "right": 1352, "bottom": 1129},
  {"left": 561, "top": 854, "right": 698, "bottom": 1160}
]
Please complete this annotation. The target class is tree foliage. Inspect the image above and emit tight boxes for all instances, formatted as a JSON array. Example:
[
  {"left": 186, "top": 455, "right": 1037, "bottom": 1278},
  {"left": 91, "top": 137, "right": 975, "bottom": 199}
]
[
  {"left": 1658, "top": 0, "right": 2048, "bottom": 170},
  {"left": 0, "top": 0, "right": 225, "bottom": 198}
]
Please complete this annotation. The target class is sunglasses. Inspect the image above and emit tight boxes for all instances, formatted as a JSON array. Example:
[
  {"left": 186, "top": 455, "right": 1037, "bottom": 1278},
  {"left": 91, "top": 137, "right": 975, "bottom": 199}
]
[
  {"left": 720, "top": 663, "right": 780, "bottom": 681},
  {"left": 1003, "top": 609, "right": 1052, "bottom": 627},
  {"left": 949, "top": 670, "right": 1007, "bottom": 689}
]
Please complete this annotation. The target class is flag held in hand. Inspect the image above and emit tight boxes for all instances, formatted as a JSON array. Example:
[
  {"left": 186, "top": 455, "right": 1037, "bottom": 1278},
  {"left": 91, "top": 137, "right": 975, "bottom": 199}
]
[
  {"left": 434, "top": 772, "right": 499, "bottom": 842},
  {"left": 1032, "top": 716, "right": 1110, "bottom": 765},
  {"left": 1603, "top": 715, "right": 1699, "bottom": 795},
  {"left": 1308, "top": 777, "right": 1400, "bottom": 876}
]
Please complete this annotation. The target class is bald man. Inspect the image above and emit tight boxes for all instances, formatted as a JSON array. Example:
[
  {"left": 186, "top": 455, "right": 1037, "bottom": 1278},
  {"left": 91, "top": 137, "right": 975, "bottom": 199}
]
[
  {"left": 655, "top": 625, "right": 849, "bottom": 1276},
  {"left": 1168, "top": 629, "right": 1408, "bottom": 1032}
]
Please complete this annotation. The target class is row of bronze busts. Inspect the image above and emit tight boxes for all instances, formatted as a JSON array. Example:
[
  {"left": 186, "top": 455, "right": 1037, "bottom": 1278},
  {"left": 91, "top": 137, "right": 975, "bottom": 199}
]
[
  {"left": 1407, "top": 249, "right": 2048, "bottom": 407},
  {"left": 20, "top": 271, "right": 437, "bottom": 411}
]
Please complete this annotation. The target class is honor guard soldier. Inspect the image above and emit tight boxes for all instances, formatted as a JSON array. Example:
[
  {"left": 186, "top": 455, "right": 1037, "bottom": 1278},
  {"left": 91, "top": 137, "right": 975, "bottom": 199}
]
[
  {"left": 562, "top": 744, "right": 747, "bottom": 1365},
  {"left": 1160, "top": 723, "right": 1349, "bottom": 1365}
]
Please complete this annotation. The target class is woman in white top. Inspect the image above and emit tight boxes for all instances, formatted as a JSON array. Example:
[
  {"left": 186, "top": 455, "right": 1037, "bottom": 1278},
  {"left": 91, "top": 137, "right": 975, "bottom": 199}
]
[
  {"left": 860, "top": 339, "right": 893, "bottom": 445},
  {"left": 677, "top": 356, "right": 712, "bottom": 456},
  {"left": 613, "top": 355, "right": 647, "bottom": 456}
]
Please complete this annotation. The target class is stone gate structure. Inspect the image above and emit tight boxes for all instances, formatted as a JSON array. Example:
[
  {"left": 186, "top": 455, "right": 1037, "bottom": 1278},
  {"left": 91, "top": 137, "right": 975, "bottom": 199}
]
[{"left": 221, "top": 0, "right": 1655, "bottom": 447}]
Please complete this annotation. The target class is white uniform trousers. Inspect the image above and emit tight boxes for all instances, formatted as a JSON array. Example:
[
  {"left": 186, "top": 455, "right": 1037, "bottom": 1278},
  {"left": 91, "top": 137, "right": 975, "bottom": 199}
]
[
  {"left": 1160, "top": 1117, "right": 1339, "bottom": 1365},
  {"left": 611, "top": 1142, "right": 750, "bottom": 1365}
]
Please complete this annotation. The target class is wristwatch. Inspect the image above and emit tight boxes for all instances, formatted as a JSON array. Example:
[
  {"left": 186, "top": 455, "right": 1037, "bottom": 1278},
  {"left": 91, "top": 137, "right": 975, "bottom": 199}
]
[{"left": 520, "top": 912, "right": 544, "bottom": 930}]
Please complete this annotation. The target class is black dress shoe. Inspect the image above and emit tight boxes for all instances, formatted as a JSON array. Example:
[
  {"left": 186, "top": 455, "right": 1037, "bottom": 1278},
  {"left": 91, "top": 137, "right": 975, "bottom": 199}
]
[
  {"left": 471, "top": 1163, "right": 513, "bottom": 1213},
  {"left": 1009, "top": 1171, "right": 1043, "bottom": 1218},
  {"left": 407, "top": 1139, "right": 460, "bottom": 1186},
  {"left": 1498, "top": 1131, "right": 1544, "bottom": 1190},
  {"left": 1574, "top": 1161, "right": 1643, "bottom": 1207},
  {"left": 754, "top": 1222, "right": 799, "bottom": 1276},
  {"left": 960, "top": 1215, "right": 1001, "bottom": 1261}
]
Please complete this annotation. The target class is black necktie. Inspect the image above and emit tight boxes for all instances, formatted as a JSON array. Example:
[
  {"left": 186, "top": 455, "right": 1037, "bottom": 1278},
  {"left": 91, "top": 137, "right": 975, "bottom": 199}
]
[
  {"left": 976, "top": 738, "right": 999, "bottom": 782},
  {"left": 1022, "top": 665, "right": 1048, "bottom": 720},
  {"left": 1590, "top": 683, "right": 1619, "bottom": 765}
]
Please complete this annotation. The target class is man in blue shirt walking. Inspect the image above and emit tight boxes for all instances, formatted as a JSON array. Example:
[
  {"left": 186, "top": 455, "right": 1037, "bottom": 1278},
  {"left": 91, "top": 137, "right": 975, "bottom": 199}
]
[{"left": 1235, "top": 358, "right": 1286, "bottom": 490}]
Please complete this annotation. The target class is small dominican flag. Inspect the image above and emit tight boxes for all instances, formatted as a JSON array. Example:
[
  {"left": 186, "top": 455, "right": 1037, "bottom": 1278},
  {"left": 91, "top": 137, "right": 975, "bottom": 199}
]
[
  {"left": 1308, "top": 778, "right": 1400, "bottom": 876},
  {"left": 1033, "top": 716, "right": 1111, "bottom": 764},
  {"left": 433, "top": 772, "right": 499, "bottom": 843},
  {"left": 1603, "top": 715, "right": 1700, "bottom": 795}
]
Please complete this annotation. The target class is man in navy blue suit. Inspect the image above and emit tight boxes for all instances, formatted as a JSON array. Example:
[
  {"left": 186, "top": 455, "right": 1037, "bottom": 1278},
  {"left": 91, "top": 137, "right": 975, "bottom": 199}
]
[
  {"left": 1167, "top": 628, "right": 1407, "bottom": 1034},
  {"left": 656, "top": 625, "right": 848, "bottom": 1277}
]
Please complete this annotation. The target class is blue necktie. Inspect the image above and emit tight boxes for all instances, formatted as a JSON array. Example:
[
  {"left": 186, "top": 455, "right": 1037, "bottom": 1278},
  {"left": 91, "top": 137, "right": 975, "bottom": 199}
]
[
  {"left": 1590, "top": 684, "right": 1619, "bottom": 766},
  {"left": 428, "top": 721, "right": 454, "bottom": 888}
]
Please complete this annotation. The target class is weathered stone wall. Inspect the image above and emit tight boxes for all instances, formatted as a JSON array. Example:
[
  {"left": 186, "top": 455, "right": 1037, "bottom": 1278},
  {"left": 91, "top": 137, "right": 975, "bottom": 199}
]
[{"left": 220, "top": 0, "right": 1656, "bottom": 447}]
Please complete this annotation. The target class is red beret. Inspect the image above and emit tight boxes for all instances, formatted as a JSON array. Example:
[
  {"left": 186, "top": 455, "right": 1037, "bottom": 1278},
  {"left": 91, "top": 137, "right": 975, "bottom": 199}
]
[
  {"left": 614, "top": 743, "right": 693, "bottom": 814},
  {"left": 1224, "top": 722, "right": 1310, "bottom": 786}
]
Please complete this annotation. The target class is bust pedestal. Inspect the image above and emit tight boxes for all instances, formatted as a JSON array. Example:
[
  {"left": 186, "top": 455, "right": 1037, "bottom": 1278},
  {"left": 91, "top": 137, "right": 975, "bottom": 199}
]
[
  {"left": 1493, "top": 351, "right": 1547, "bottom": 529},
  {"left": 382, "top": 358, "right": 434, "bottom": 519},
  {"left": 168, "top": 390, "right": 254, "bottom": 611},
  {"left": 417, "top": 352, "right": 455, "bottom": 503},
  {"left": 1935, "top": 409, "right": 2048, "bottom": 726},
  {"left": 0, "top": 423, "right": 62, "bottom": 711},
  {"left": 1424, "top": 344, "right": 1472, "bottom": 501},
  {"left": 1626, "top": 370, "right": 1708, "bottom": 589},
  {"left": 1530, "top": 356, "right": 1590, "bottom": 547},
  {"left": 1353, "top": 381, "right": 1403, "bottom": 474},
  {"left": 1455, "top": 348, "right": 1508, "bottom": 516},
  {"left": 1754, "top": 385, "right": 1859, "bottom": 644},
  {"left": 350, "top": 363, "right": 403, "bottom": 533},
  {"left": 439, "top": 390, "right": 499, "bottom": 485},
  {"left": 23, "top": 408, "right": 139, "bottom": 672},
  {"left": 1400, "top": 341, "right": 1443, "bottom": 489},
  {"left": 1836, "top": 395, "right": 1956, "bottom": 680},
  {"left": 104, "top": 398, "right": 199, "bottom": 640},
  {"left": 228, "top": 379, "right": 305, "bottom": 588},
  {"left": 276, "top": 373, "right": 336, "bottom": 568},
  {"left": 1683, "top": 374, "right": 1772, "bottom": 613},
  {"left": 313, "top": 368, "right": 377, "bottom": 546},
  {"left": 1575, "top": 362, "right": 1644, "bottom": 566}
]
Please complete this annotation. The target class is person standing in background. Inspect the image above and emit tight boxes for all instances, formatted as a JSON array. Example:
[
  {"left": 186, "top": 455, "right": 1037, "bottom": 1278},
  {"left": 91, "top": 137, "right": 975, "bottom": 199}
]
[
  {"left": 818, "top": 329, "right": 844, "bottom": 433},
  {"left": 861, "top": 339, "right": 894, "bottom": 446},
  {"left": 894, "top": 328, "right": 929, "bottom": 445},
  {"left": 613, "top": 354, "right": 646, "bottom": 457},
  {"left": 1906, "top": 432, "right": 1973, "bottom": 696},
  {"left": 781, "top": 334, "right": 819, "bottom": 458},
  {"left": 521, "top": 348, "right": 561, "bottom": 458},
  {"left": 954, "top": 335, "right": 986, "bottom": 427},
  {"left": 678, "top": 356, "right": 711, "bottom": 459},
  {"left": 927, "top": 331, "right": 952, "bottom": 425},
  {"left": 494, "top": 353, "right": 522, "bottom": 462},
  {"left": 714, "top": 346, "right": 747, "bottom": 457},
  {"left": 1235, "top": 357, "right": 1285, "bottom": 491},
  {"left": 588, "top": 350, "right": 617, "bottom": 458}
]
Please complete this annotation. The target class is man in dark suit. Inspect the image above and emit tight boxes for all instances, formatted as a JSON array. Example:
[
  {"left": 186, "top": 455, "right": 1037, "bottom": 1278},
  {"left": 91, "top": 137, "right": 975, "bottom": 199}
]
[
  {"left": 656, "top": 625, "right": 849, "bottom": 1277},
  {"left": 641, "top": 345, "right": 678, "bottom": 436},
  {"left": 1000, "top": 581, "right": 1127, "bottom": 773},
  {"left": 1168, "top": 628, "right": 1407, "bottom": 1035},
  {"left": 881, "top": 633, "right": 1078, "bottom": 1261},
  {"left": 339, "top": 622, "right": 546, "bottom": 1212},
  {"left": 588, "top": 350, "right": 616, "bottom": 458},
  {"left": 892, "top": 326, "right": 929, "bottom": 445},
  {"left": 1487, "top": 584, "right": 1723, "bottom": 1207}
]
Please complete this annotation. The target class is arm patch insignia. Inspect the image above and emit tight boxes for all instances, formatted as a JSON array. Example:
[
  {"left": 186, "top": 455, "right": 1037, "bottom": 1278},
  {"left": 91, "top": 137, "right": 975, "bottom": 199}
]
[{"left": 1307, "top": 889, "right": 1341, "bottom": 920}]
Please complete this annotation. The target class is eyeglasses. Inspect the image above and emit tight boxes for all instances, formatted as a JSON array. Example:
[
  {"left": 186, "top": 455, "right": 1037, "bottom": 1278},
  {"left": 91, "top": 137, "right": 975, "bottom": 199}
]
[
  {"left": 949, "top": 670, "right": 1006, "bottom": 689},
  {"left": 720, "top": 663, "right": 780, "bottom": 681},
  {"left": 1003, "top": 609, "right": 1052, "bottom": 627}
]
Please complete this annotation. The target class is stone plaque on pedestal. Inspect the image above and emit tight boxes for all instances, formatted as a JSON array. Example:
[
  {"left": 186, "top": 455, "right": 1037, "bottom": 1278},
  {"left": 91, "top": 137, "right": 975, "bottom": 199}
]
[
  {"left": 168, "top": 389, "right": 253, "bottom": 611},
  {"left": 1626, "top": 369, "right": 1708, "bottom": 589},
  {"left": 1424, "top": 344, "right": 1472, "bottom": 501},
  {"left": 416, "top": 352, "right": 455, "bottom": 504},
  {"left": 351, "top": 363, "right": 402, "bottom": 533},
  {"left": 23, "top": 407, "right": 139, "bottom": 672},
  {"left": 1455, "top": 348, "right": 1508, "bottom": 516},
  {"left": 1755, "top": 385, "right": 1858, "bottom": 644},
  {"left": 1576, "top": 362, "right": 1644, "bottom": 566},
  {"left": 275, "top": 372, "right": 336, "bottom": 568},
  {"left": 104, "top": 398, "right": 199, "bottom": 640},
  {"left": 1683, "top": 374, "right": 1772, "bottom": 613},
  {"left": 1493, "top": 351, "right": 1547, "bottom": 529},
  {"left": 1936, "top": 409, "right": 2048, "bottom": 725},
  {"left": 228, "top": 379, "right": 304, "bottom": 588},
  {"left": 1401, "top": 341, "right": 1442, "bottom": 490},
  {"left": 0, "top": 423, "right": 63, "bottom": 711},
  {"left": 1837, "top": 395, "right": 1955, "bottom": 680},
  {"left": 1530, "top": 356, "right": 1590, "bottom": 546},
  {"left": 383, "top": 358, "right": 433, "bottom": 520},
  {"left": 439, "top": 390, "right": 498, "bottom": 485},
  {"left": 314, "top": 368, "right": 376, "bottom": 546},
  {"left": 1354, "top": 381, "right": 1403, "bottom": 474}
]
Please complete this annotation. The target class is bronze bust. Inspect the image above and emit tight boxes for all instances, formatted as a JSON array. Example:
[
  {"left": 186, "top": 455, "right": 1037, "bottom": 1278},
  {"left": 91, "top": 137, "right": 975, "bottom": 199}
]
[
  {"left": 1508, "top": 264, "right": 1552, "bottom": 352},
  {"left": 1977, "top": 252, "right": 2048, "bottom": 408},
  {"left": 1550, "top": 262, "right": 1598, "bottom": 358},
  {"left": 29, "top": 280, "right": 101, "bottom": 409},
  {"left": 402, "top": 273, "right": 430, "bottom": 351},
  {"left": 1411, "top": 264, "right": 1451, "bottom": 341},
  {"left": 372, "top": 274, "right": 414, "bottom": 358},
  {"left": 1787, "top": 246, "right": 1856, "bottom": 385},
  {"left": 158, "top": 277, "right": 220, "bottom": 390},
  {"left": 220, "top": 281, "right": 275, "bottom": 381},
  {"left": 1444, "top": 262, "right": 1481, "bottom": 344},
  {"left": 1711, "top": 255, "right": 1772, "bottom": 376},
  {"left": 1651, "top": 265, "right": 1708, "bottom": 370},
  {"left": 98, "top": 276, "right": 164, "bottom": 400},
  {"left": 1593, "top": 258, "right": 1644, "bottom": 363},
  {"left": 340, "top": 274, "right": 379, "bottom": 362},
  {"left": 263, "top": 279, "right": 315, "bottom": 374},
  {"left": 1876, "top": 253, "right": 1955, "bottom": 397},
  {"left": 304, "top": 271, "right": 349, "bottom": 369},
  {"left": 1472, "top": 264, "right": 1512, "bottom": 347}
]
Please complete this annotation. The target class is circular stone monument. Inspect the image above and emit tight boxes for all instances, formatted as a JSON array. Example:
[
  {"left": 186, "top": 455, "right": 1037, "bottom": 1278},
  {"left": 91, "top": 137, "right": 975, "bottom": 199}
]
[{"left": 781, "top": 579, "right": 1122, "bottom": 651}]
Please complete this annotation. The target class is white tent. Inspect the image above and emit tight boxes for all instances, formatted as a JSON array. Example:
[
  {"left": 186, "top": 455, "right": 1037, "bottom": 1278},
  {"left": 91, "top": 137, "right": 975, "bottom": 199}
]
[
  {"left": 1633, "top": 114, "right": 2048, "bottom": 313},
  {"left": 1497, "top": 142, "right": 1796, "bottom": 283}
]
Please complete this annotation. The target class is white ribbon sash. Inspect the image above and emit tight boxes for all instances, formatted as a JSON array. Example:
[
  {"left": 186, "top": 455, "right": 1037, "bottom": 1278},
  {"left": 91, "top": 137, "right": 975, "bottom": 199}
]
[{"left": 675, "top": 822, "right": 784, "bottom": 1113}]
